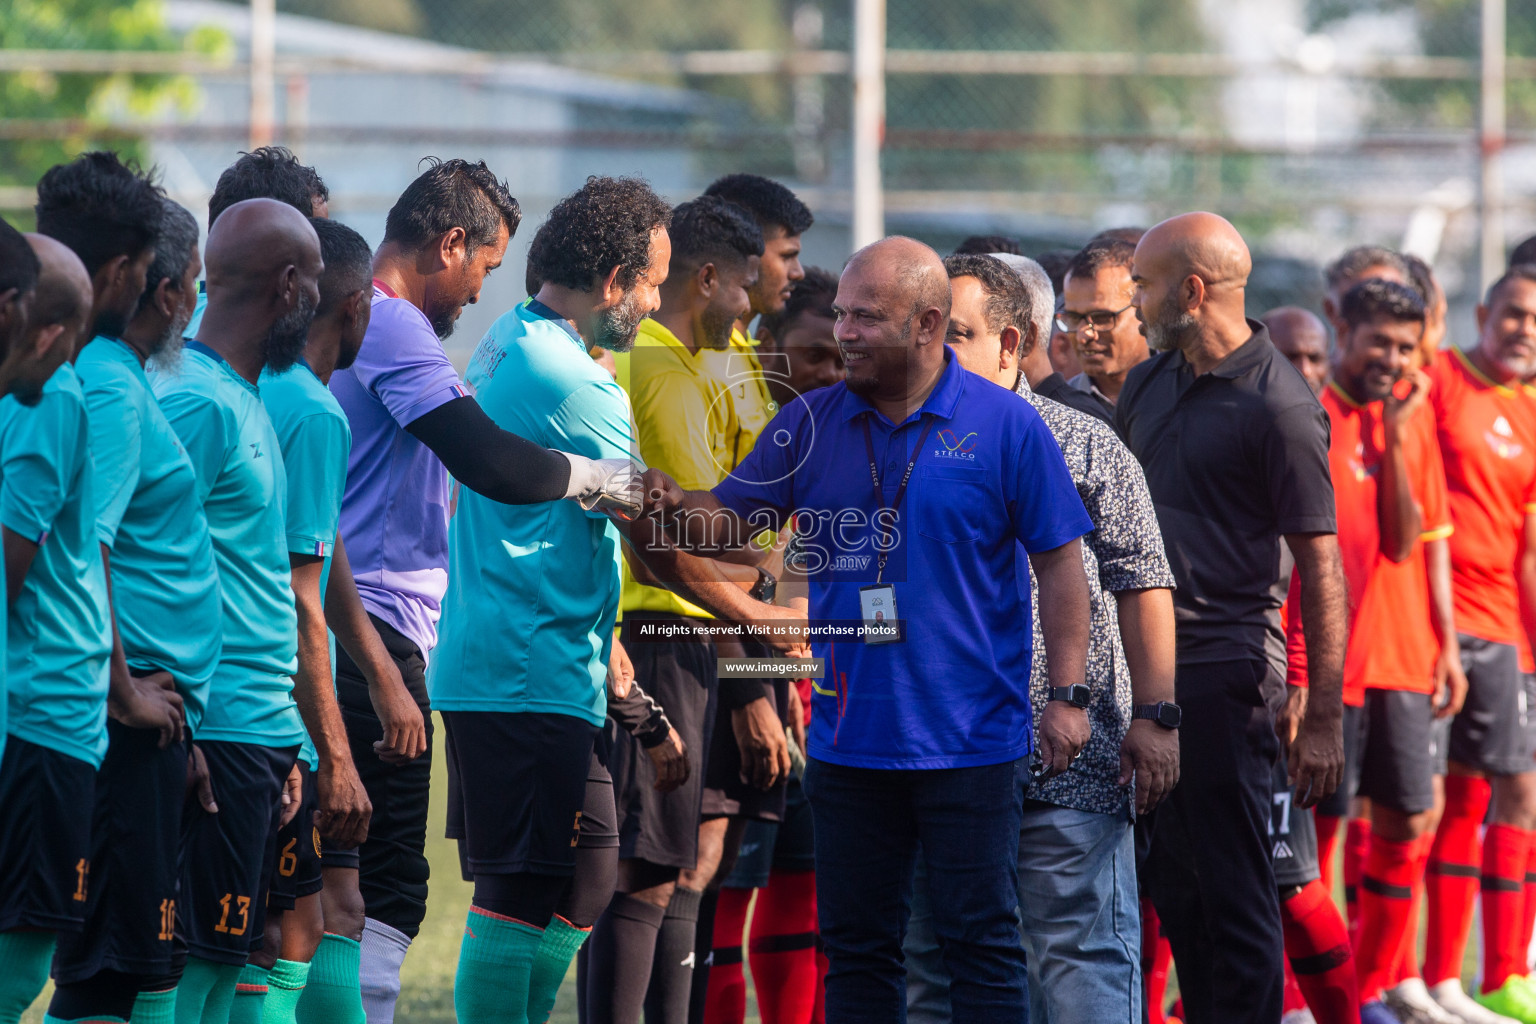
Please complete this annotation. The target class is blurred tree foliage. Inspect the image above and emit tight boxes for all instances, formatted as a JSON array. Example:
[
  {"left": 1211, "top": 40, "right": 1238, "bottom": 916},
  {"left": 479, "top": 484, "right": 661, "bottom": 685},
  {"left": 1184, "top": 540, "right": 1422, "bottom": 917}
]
[
  {"left": 1, "top": 0, "right": 227, "bottom": 199},
  {"left": 1309, "top": 0, "right": 1536, "bottom": 129}
]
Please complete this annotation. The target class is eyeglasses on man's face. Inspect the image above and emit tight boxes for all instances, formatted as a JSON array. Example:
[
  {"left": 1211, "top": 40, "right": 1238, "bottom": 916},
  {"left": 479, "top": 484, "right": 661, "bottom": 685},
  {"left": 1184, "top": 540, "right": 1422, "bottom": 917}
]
[{"left": 1055, "top": 302, "right": 1135, "bottom": 335}]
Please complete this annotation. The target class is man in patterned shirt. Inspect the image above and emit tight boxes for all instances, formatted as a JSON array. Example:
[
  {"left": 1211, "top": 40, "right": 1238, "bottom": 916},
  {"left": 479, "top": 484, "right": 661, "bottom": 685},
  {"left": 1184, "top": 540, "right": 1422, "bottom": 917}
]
[{"left": 904, "top": 252, "right": 1179, "bottom": 1024}]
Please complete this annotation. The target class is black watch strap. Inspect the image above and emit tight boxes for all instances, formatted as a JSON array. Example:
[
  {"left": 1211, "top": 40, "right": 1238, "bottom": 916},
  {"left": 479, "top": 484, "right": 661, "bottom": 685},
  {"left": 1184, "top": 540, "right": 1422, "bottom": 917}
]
[
  {"left": 1048, "top": 684, "right": 1091, "bottom": 709},
  {"left": 1133, "top": 702, "right": 1182, "bottom": 729}
]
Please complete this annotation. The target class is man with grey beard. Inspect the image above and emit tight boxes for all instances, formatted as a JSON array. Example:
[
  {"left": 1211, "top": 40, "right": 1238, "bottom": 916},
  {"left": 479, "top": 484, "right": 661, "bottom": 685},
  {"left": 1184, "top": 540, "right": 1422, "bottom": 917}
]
[
  {"left": 45, "top": 195, "right": 225, "bottom": 1020},
  {"left": 428, "top": 179, "right": 795, "bottom": 1023},
  {"left": 1114, "top": 212, "right": 1348, "bottom": 1024},
  {"left": 148, "top": 197, "right": 325, "bottom": 1016}
]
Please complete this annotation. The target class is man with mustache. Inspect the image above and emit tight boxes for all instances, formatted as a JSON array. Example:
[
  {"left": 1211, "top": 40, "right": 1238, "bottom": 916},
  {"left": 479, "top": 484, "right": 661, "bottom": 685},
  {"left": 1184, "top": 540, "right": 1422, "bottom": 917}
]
[
  {"left": 0, "top": 232, "right": 108, "bottom": 1024},
  {"left": 1062, "top": 238, "right": 1149, "bottom": 417},
  {"left": 1418, "top": 265, "right": 1536, "bottom": 1023},
  {"left": 328, "top": 162, "right": 642, "bottom": 1019},
  {"left": 42, "top": 194, "right": 222, "bottom": 1024},
  {"left": 149, "top": 197, "right": 324, "bottom": 1019},
  {"left": 1115, "top": 212, "right": 1347, "bottom": 1024}
]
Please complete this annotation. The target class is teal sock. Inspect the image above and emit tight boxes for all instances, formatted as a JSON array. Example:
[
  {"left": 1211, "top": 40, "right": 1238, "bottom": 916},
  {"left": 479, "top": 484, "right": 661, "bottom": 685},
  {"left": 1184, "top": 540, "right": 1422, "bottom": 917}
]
[
  {"left": 454, "top": 906, "right": 545, "bottom": 1024},
  {"left": 296, "top": 934, "right": 365, "bottom": 1024},
  {"left": 128, "top": 988, "right": 178, "bottom": 1024},
  {"left": 174, "top": 958, "right": 245, "bottom": 1024},
  {"left": 44, "top": 1016, "right": 127, "bottom": 1023},
  {"left": 227, "top": 964, "right": 270, "bottom": 1024},
  {"left": 0, "top": 931, "right": 56, "bottom": 1024},
  {"left": 526, "top": 915, "right": 592, "bottom": 1024},
  {"left": 259, "top": 959, "right": 309, "bottom": 1024}
]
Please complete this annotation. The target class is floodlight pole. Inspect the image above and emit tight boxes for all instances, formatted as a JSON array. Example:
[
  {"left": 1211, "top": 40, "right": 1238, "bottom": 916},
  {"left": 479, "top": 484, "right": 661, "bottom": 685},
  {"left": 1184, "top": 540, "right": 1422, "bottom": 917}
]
[
  {"left": 250, "top": 0, "right": 276, "bottom": 148},
  {"left": 1480, "top": 0, "right": 1506, "bottom": 290},
  {"left": 851, "top": 0, "right": 885, "bottom": 247}
]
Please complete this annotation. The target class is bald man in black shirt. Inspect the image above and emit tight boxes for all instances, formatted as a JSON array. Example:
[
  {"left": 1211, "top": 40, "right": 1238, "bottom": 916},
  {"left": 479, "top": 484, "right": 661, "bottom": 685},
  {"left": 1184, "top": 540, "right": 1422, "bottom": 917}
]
[{"left": 1116, "top": 213, "right": 1347, "bottom": 1024}]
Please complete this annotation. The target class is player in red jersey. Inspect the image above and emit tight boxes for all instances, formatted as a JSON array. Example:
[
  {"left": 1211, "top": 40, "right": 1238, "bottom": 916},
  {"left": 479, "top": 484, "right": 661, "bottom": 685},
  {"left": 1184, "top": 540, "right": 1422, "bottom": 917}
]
[
  {"left": 1286, "top": 279, "right": 1453, "bottom": 1024},
  {"left": 1420, "top": 265, "right": 1536, "bottom": 1023}
]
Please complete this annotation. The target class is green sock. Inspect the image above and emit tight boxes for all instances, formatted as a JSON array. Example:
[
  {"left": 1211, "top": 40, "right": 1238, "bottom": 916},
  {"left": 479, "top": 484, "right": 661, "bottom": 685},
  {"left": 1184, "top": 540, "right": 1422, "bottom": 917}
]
[
  {"left": 526, "top": 916, "right": 592, "bottom": 1024},
  {"left": 173, "top": 957, "right": 242, "bottom": 1024},
  {"left": 227, "top": 964, "right": 270, "bottom": 1024},
  {"left": 259, "top": 959, "right": 309, "bottom": 1024},
  {"left": 0, "top": 931, "right": 56, "bottom": 1024},
  {"left": 454, "top": 907, "right": 545, "bottom": 1024},
  {"left": 296, "top": 934, "right": 365, "bottom": 1024},
  {"left": 128, "top": 988, "right": 178, "bottom": 1024}
]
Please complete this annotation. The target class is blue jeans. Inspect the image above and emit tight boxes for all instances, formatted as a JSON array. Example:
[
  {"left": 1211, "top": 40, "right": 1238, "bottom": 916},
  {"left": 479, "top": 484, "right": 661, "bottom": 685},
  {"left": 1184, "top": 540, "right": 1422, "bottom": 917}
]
[
  {"left": 904, "top": 802, "right": 1140, "bottom": 1024},
  {"left": 1015, "top": 800, "right": 1140, "bottom": 1024},
  {"left": 803, "top": 757, "right": 1027, "bottom": 1023}
]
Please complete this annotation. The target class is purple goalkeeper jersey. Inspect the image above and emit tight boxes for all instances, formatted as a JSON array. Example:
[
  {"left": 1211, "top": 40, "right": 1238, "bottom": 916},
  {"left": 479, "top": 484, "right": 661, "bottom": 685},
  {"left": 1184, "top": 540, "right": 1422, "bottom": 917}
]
[{"left": 329, "top": 283, "right": 470, "bottom": 657}]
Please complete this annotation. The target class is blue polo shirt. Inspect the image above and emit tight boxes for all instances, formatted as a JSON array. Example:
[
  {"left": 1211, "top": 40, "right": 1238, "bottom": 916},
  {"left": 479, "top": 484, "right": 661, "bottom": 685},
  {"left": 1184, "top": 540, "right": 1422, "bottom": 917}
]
[
  {"left": 80, "top": 337, "right": 222, "bottom": 733},
  {"left": 1, "top": 364, "right": 113, "bottom": 766},
  {"left": 429, "top": 299, "right": 639, "bottom": 726},
  {"left": 154, "top": 343, "right": 306, "bottom": 750},
  {"left": 262, "top": 359, "right": 353, "bottom": 770},
  {"left": 713, "top": 349, "right": 1092, "bottom": 770}
]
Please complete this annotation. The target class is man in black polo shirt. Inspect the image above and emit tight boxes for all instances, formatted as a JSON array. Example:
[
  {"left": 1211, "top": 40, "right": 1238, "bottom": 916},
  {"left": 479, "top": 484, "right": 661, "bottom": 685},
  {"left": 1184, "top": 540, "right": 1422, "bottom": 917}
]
[{"left": 1115, "top": 212, "right": 1348, "bottom": 1024}]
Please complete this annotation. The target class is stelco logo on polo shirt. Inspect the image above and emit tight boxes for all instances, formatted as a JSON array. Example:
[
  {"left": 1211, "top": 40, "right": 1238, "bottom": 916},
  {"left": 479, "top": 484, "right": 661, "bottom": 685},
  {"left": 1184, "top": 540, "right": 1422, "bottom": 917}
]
[{"left": 934, "top": 428, "right": 978, "bottom": 460}]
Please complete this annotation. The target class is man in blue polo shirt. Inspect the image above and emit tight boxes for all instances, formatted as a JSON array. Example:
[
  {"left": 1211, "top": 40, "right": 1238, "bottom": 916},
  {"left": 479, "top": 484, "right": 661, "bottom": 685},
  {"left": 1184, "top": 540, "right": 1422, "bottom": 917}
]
[
  {"left": 152, "top": 198, "right": 324, "bottom": 1019},
  {"left": 429, "top": 176, "right": 800, "bottom": 1024},
  {"left": 641, "top": 236, "right": 1094, "bottom": 1021}
]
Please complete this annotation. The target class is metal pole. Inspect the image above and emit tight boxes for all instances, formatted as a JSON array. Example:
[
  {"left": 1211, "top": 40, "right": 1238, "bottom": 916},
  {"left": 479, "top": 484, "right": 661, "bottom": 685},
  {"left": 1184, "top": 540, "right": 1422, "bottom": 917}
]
[
  {"left": 1480, "top": 0, "right": 1506, "bottom": 290},
  {"left": 851, "top": 0, "right": 885, "bottom": 247},
  {"left": 249, "top": 0, "right": 276, "bottom": 149}
]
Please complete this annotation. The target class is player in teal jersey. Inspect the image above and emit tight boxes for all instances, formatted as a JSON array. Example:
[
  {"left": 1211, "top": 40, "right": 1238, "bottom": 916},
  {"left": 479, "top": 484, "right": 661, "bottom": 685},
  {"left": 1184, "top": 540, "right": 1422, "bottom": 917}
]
[
  {"left": 235, "top": 218, "right": 382, "bottom": 1024},
  {"left": 48, "top": 196, "right": 222, "bottom": 1024},
  {"left": 0, "top": 233, "right": 110, "bottom": 1024},
  {"left": 151, "top": 198, "right": 324, "bottom": 1022}
]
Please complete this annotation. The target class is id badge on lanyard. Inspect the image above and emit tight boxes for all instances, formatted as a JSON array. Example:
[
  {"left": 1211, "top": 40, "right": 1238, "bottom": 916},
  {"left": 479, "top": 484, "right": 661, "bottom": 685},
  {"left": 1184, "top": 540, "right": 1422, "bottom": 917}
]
[{"left": 859, "top": 413, "right": 933, "bottom": 645}]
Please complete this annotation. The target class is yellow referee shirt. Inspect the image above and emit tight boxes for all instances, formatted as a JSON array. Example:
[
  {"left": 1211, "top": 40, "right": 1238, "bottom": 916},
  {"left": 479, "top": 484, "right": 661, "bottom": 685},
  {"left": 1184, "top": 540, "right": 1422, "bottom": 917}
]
[{"left": 616, "top": 318, "right": 735, "bottom": 618}]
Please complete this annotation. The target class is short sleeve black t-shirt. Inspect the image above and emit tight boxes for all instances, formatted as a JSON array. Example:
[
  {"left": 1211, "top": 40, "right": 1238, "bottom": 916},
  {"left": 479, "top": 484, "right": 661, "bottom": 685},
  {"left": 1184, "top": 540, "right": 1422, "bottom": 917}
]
[{"left": 1115, "top": 321, "right": 1335, "bottom": 666}]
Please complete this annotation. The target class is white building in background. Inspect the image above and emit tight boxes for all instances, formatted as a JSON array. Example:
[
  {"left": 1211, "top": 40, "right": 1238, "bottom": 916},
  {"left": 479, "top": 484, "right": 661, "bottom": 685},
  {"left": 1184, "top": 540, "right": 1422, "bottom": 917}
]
[{"left": 151, "top": 0, "right": 715, "bottom": 359}]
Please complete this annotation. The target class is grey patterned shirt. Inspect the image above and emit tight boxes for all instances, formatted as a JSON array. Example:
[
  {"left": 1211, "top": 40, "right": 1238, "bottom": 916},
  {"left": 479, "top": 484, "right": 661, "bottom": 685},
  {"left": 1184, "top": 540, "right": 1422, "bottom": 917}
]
[{"left": 1016, "top": 377, "right": 1175, "bottom": 819}]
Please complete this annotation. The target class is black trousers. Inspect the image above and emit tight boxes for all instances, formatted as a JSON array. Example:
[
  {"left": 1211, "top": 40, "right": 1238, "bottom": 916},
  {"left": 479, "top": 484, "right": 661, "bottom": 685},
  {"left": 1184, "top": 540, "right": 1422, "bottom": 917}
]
[
  {"left": 333, "top": 613, "right": 435, "bottom": 939},
  {"left": 1141, "top": 658, "right": 1283, "bottom": 1024}
]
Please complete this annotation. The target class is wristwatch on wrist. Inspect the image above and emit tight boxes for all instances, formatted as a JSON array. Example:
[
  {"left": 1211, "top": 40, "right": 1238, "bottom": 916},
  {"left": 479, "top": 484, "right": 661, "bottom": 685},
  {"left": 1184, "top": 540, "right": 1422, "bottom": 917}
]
[
  {"left": 750, "top": 567, "right": 777, "bottom": 605},
  {"left": 1133, "top": 701, "right": 1182, "bottom": 730},
  {"left": 1048, "top": 684, "right": 1091, "bottom": 709}
]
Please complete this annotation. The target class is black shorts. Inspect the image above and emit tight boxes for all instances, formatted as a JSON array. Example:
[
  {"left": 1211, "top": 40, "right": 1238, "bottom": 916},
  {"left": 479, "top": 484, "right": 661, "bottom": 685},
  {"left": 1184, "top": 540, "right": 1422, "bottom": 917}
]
[
  {"left": 702, "top": 638, "right": 789, "bottom": 823},
  {"left": 454, "top": 745, "right": 620, "bottom": 882},
  {"left": 1354, "top": 688, "right": 1437, "bottom": 814},
  {"left": 54, "top": 723, "right": 187, "bottom": 982},
  {"left": 1270, "top": 758, "right": 1320, "bottom": 889},
  {"left": 444, "top": 710, "right": 599, "bottom": 877},
  {"left": 1314, "top": 702, "right": 1365, "bottom": 819},
  {"left": 179, "top": 741, "right": 297, "bottom": 964},
  {"left": 723, "top": 775, "right": 815, "bottom": 890},
  {"left": 267, "top": 761, "right": 323, "bottom": 911},
  {"left": 333, "top": 614, "right": 433, "bottom": 937},
  {"left": 1447, "top": 635, "right": 1536, "bottom": 777},
  {"left": 0, "top": 736, "right": 95, "bottom": 933},
  {"left": 613, "top": 616, "right": 716, "bottom": 870}
]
